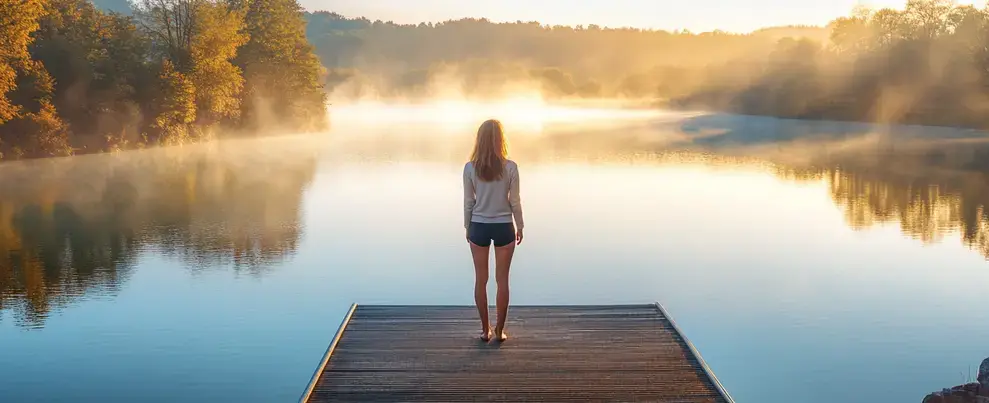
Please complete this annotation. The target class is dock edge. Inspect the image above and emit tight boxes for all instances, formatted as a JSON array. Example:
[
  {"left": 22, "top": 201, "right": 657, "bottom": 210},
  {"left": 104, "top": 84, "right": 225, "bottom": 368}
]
[
  {"left": 654, "top": 301, "right": 735, "bottom": 403},
  {"left": 298, "top": 302, "right": 733, "bottom": 402},
  {"left": 298, "top": 303, "right": 358, "bottom": 403}
]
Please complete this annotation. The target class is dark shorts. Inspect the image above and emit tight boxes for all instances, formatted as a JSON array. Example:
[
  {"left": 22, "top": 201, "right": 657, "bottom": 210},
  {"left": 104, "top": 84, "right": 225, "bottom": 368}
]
[{"left": 468, "top": 222, "right": 516, "bottom": 247}]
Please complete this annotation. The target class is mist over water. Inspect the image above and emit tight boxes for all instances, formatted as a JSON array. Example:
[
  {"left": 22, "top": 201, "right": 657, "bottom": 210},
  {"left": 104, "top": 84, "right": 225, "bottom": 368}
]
[{"left": 1, "top": 103, "right": 989, "bottom": 402}]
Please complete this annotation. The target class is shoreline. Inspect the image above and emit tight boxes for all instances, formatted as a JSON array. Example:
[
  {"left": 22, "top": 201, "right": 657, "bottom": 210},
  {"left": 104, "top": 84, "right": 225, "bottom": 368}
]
[
  {"left": 923, "top": 358, "right": 989, "bottom": 403},
  {"left": 7, "top": 99, "right": 989, "bottom": 165}
]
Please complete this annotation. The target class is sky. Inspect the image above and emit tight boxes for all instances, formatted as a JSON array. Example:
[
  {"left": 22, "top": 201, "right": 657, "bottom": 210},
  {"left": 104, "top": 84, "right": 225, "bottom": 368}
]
[{"left": 300, "top": 0, "right": 978, "bottom": 34}]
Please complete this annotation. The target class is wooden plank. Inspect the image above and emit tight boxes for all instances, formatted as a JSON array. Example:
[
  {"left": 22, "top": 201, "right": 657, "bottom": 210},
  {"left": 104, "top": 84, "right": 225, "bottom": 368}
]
[
  {"left": 305, "top": 304, "right": 733, "bottom": 402},
  {"left": 298, "top": 303, "right": 358, "bottom": 403},
  {"left": 655, "top": 301, "right": 735, "bottom": 403}
]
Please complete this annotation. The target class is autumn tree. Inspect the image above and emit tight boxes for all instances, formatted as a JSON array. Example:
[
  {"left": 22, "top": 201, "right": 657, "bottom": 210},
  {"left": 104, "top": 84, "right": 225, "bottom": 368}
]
[
  {"left": 0, "top": 0, "right": 48, "bottom": 125},
  {"left": 903, "top": 0, "right": 956, "bottom": 40},
  {"left": 30, "top": 0, "right": 151, "bottom": 151},
  {"left": 150, "top": 59, "right": 196, "bottom": 144},
  {"left": 134, "top": 0, "right": 197, "bottom": 69},
  {"left": 233, "top": 0, "right": 328, "bottom": 132},
  {"left": 188, "top": 1, "right": 247, "bottom": 126},
  {"left": 0, "top": 0, "right": 72, "bottom": 159},
  {"left": 136, "top": 0, "right": 248, "bottom": 139},
  {"left": 1, "top": 0, "right": 327, "bottom": 161}
]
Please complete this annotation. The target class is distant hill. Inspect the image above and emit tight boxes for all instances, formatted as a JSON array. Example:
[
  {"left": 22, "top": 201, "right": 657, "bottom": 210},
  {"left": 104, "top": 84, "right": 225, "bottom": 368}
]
[
  {"left": 750, "top": 25, "right": 830, "bottom": 43},
  {"left": 89, "top": 0, "right": 132, "bottom": 14}
]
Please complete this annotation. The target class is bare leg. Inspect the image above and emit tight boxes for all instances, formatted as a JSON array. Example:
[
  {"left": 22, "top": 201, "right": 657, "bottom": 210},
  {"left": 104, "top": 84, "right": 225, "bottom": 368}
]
[
  {"left": 469, "top": 241, "right": 491, "bottom": 339},
  {"left": 493, "top": 242, "right": 516, "bottom": 341}
]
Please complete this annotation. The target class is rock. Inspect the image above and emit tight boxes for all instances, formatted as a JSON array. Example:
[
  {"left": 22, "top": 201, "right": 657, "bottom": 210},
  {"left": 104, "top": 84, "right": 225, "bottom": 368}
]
[
  {"left": 980, "top": 357, "right": 989, "bottom": 386},
  {"left": 923, "top": 358, "right": 989, "bottom": 403},
  {"left": 924, "top": 382, "right": 989, "bottom": 403},
  {"left": 960, "top": 383, "right": 982, "bottom": 394},
  {"left": 923, "top": 395, "right": 989, "bottom": 403}
]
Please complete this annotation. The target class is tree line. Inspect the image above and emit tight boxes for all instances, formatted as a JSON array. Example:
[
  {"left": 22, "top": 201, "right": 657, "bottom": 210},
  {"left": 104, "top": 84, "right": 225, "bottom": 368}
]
[
  {"left": 676, "top": 0, "right": 989, "bottom": 128},
  {"left": 6, "top": 0, "right": 987, "bottom": 162},
  {"left": 304, "top": 0, "right": 989, "bottom": 129},
  {"left": 0, "top": 0, "right": 327, "bottom": 161},
  {"left": 302, "top": 11, "right": 802, "bottom": 100}
]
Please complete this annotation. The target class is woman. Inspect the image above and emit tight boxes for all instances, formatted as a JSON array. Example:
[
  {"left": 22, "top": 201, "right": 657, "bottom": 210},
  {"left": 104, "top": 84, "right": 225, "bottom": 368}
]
[{"left": 464, "top": 119, "right": 524, "bottom": 343}]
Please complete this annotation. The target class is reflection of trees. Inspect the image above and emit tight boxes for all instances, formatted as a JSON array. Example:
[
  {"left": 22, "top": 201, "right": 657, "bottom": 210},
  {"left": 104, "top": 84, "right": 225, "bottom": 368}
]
[
  {"left": 0, "top": 138, "right": 317, "bottom": 328},
  {"left": 655, "top": 111, "right": 989, "bottom": 260},
  {"left": 262, "top": 114, "right": 989, "bottom": 264},
  {"left": 136, "top": 149, "right": 314, "bottom": 273},
  {"left": 0, "top": 202, "right": 140, "bottom": 328},
  {"left": 827, "top": 171, "right": 962, "bottom": 243},
  {"left": 775, "top": 141, "right": 989, "bottom": 259},
  {"left": 539, "top": 115, "right": 989, "bottom": 259}
]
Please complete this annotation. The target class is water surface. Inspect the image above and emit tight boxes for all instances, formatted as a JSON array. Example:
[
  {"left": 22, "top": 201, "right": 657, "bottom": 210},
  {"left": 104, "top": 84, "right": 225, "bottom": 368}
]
[{"left": 2, "top": 105, "right": 989, "bottom": 402}]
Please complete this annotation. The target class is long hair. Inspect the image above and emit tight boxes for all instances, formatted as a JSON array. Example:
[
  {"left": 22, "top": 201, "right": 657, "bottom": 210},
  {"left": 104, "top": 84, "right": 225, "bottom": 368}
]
[{"left": 470, "top": 119, "right": 508, "bottom": 182}]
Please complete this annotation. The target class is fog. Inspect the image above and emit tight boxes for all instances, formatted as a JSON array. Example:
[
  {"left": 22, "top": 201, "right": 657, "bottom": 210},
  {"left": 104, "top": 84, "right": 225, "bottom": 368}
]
[
  {"left": 7, "top": 97, "right": 989, "bottom": 330},
  {"left": 303, "top": 1, "right": 989, "bottom": 134}
]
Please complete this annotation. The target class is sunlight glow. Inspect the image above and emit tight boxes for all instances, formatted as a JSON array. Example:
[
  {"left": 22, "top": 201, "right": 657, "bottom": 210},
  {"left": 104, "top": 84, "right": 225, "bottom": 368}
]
[
  {"left": 329, "top": 97, "right": 662, "bottom": 134},
  {"left": 861, "top": 0, "right": 976, "bottom": 10}
]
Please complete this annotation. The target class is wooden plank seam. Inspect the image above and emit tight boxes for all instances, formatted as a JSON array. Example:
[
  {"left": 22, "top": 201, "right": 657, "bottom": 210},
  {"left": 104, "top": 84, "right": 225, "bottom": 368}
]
[
  {"left": 299, "top": 303, "right": 358, "bottom": 403},
  {"left": 653, "top": 301, "right": 735, "bottom": 403},
  {"left": 306, "top": 303, "right": 732, "bottom": 402}
]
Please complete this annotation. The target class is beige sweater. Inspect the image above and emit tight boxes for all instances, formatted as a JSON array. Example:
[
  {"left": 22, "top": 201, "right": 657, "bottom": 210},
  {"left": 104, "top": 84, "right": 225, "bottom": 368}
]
[{"left": 463, "top": 160, "right": 524, "bottom": 230}]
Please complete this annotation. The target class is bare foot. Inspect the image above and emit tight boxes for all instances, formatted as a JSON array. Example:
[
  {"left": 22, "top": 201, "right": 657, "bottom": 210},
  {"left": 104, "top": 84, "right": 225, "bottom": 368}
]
[
  {"left": 494, "top": 329, "right": 508, "bottom": 343},
  {"left": 479, "top": 329, "right": 491, "bottom": 342}
]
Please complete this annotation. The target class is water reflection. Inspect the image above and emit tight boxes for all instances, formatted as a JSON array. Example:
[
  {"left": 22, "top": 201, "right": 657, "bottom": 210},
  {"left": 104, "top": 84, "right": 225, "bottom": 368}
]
[
  {"left": 686, "top": 115, "right": 989, "bottom": 260},
  {"left": 332, "top": 110, "right": 989, "bottom": 260},
  {"left": 775, "top": 138, "right": 989, "bottom": 259},
  {"left": 1, "top": 108, "right": 988, "bottom": 402},
  {"left": 0, "top": 138, "right": 318, "bottom": 328},
  {"left": 570, "top": 114, "right": 989, "bottom": 261},
  {"left": 5, "top": 108, "right": 989, "bottom": 329}
]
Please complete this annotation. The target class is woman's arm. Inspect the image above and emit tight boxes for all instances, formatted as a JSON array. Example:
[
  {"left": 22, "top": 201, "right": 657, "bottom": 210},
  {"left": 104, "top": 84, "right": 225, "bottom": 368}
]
[
  {"left": 464, "top": 164, "right": 476, "bottom": 229},
  {"left": 509, "top": 163, "right": 524, "bottom": 231}
]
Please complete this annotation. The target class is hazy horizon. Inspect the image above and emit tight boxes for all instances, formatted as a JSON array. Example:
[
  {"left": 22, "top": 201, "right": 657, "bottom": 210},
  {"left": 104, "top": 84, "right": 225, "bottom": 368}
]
[{"left": 299, "top": 0, "right": 979, "bottom": 33}]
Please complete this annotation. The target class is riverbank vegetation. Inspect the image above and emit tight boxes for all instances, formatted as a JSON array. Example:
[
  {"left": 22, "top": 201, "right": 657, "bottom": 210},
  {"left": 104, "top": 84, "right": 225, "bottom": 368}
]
[
  {"left": 6, "top": 0, "right": 989, "bottom": 161},
  {"left": 0, "top": 0, "right": 326, "bottom": 161},
  {"left": 303, "top": 0, "right": 989, "bottom": 129}
]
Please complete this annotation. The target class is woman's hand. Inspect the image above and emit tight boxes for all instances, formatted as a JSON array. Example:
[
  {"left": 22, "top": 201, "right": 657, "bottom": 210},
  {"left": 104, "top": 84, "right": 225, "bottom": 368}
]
[{"left": 516, "top": 228, "right": 524, "bottom": 245}]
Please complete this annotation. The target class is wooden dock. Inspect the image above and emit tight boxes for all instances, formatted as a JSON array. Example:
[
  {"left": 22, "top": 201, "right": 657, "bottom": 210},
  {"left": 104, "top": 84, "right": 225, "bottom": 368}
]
[{"left": 301, "top": 303, "right": 734, "bottom": 402}]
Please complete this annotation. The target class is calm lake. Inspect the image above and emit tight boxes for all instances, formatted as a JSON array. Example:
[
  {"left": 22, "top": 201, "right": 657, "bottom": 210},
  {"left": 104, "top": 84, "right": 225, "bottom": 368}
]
[{"left": 2, "top": 102, "right": 988, "bottom": 402}]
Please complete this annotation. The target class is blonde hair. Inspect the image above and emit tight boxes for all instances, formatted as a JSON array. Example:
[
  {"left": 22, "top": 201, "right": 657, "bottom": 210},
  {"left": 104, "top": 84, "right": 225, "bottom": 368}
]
[{"left": 470, "top": 119, "right": 508, "bottom": 182}]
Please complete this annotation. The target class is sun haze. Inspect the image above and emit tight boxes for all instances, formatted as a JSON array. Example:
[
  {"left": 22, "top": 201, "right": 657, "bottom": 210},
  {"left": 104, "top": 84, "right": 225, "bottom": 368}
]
[{"left": 297, "top": 0, "right": 972, "bottom": 33}]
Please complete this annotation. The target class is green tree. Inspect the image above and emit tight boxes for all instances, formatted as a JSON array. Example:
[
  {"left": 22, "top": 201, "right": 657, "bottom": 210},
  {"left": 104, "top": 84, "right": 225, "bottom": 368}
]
[
  {"left": 93, "top": 12, "right": 155, "bottom": 150},
  {"left": 30, "top": 0, "right": 150, "bottom": 152}
]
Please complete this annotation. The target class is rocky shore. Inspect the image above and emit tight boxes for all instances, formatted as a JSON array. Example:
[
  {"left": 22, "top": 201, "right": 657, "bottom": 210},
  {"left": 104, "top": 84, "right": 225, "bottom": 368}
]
[{"left": 922, "top": 358, "right": 989, "bottom": 403}]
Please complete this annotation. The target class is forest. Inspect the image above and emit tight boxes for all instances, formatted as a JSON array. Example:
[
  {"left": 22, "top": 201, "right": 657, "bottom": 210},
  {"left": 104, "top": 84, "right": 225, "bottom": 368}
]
[
  {"left": 0, "top": 0, "right": 327, "bottom": 160},
  {"left": 302, "top": 0, "right": 989, "bottom": 128},
  {"left": 5, "top": 0, "right": 989, "bottom": 161}
]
